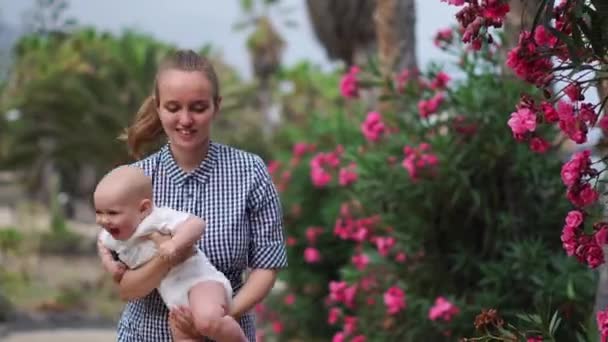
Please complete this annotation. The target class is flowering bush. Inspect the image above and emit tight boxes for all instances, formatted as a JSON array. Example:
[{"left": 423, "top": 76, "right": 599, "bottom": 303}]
[
  {"left": 442, "top": 0, "right": 608, "bottom": 340},
  {"left": 259, "top": 23, "right": 596, "bottom": 341},
  {"left": 444, "top": 0, "right": 608, "bottom": 269}
]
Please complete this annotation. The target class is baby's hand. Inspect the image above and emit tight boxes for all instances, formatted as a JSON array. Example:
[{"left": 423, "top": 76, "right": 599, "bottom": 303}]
[{"left": 158, "top": 240, "right": 178, "bottom": 260}]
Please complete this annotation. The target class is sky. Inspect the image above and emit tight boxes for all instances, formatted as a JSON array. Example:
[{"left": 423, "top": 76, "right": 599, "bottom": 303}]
[{"left": 1, "top": 0, "right": 459, "bottom": 78}]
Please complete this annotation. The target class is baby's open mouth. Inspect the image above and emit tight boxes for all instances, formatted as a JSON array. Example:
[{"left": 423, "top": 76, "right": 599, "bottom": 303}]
[{"left": 108, "top": 228, "right": 120, "bottom": 236}]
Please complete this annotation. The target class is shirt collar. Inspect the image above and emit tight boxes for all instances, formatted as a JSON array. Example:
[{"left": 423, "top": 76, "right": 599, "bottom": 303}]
[{"left": 159, "top": 141, "right": 219, "bottom": 186}]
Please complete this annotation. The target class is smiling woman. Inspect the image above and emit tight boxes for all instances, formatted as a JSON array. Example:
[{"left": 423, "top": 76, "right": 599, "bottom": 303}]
[{"left": 98, "top": 49, "right": 288, "bottom": 342}]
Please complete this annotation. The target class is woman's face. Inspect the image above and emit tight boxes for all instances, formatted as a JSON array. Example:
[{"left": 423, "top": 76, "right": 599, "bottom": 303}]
[{"left": 156, "top": 69, "right": 220, "bottom": 154}]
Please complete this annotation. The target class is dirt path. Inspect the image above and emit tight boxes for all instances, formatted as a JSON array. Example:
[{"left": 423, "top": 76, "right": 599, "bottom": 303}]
[{"left": 3, "top": 328, "right": 116, "bottom": 342}]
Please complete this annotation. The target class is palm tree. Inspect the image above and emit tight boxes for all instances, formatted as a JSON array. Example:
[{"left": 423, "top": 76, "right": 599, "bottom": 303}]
[{"left": 1, "top": 30, "right": 171, "bottom": 207}]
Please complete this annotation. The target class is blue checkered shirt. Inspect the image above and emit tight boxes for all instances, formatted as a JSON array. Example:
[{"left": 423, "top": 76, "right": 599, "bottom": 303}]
[{"left": 116, "top": 142, "right": 287, "bottom": 341}]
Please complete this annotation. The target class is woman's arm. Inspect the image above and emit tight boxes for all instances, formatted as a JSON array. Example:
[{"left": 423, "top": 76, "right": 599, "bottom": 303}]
[
  {"left": 101, "top": 232, "right": 194, "bottom": 301},
  {"left": 229, "top": 268, "right": 278, "bottom": 319}
]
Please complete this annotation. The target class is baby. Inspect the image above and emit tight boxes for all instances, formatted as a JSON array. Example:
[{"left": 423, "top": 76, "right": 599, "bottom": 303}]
[{"left": 94, "top": 165, "right": 246, "bottom": 342}]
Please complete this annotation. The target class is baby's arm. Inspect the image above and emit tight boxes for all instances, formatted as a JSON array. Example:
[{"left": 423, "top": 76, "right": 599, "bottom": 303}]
[{"left": 158, "top": 216, "right": 205, "bottom": 260}]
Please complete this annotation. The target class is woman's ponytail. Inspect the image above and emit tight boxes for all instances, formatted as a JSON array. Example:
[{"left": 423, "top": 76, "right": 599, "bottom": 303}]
[{"left": 121, "top": 95, "right": 163, "bottom": 159}]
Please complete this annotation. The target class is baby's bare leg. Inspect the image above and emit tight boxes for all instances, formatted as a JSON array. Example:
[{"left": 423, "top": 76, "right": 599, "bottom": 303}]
[{"left": 189, "top": 281, "right": 246, "bottom": 342}]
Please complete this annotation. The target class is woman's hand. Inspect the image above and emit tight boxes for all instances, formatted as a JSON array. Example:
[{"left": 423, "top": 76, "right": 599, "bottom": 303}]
[{"left": 169, "top": 306, "right": 199, "bottom": 338}]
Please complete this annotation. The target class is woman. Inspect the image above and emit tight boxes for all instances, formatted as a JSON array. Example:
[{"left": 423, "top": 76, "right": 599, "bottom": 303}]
[{"left": 97, "top": 49, "right": 287, "bottom": 341}]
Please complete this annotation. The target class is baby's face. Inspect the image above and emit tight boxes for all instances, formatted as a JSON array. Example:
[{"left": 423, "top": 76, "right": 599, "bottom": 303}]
[{"left": 94, "top": 190, "right": 143, "bottom": 241}]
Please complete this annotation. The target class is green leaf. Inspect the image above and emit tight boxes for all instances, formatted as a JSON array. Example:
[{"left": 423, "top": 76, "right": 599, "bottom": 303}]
[
  {"left": 549, "top": 310, "right": 562, "bottom": 335},
  {"left": 240, "top": 0, "right": 254, "bottom": 12}
]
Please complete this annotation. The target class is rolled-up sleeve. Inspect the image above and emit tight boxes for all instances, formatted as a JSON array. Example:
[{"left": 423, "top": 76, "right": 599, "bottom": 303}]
[{"left": 247, "top": 157, "right": 288, "bottom": 269}]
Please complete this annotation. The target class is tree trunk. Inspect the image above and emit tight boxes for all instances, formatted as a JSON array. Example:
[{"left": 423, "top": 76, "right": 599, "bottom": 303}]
[
  {"left": 593, "top": 69, "right": 608, "bottom": 318},
  {"left": 305, "top": 0, "right": 376, "bottom": 66},
  {"left": 374, "top": 0, "right": 417, "bottom": 73},
  {"left": 590, "top": 0, "right": 608, "bottom": 315},
  {"left": 373, "top": 0, "right": 417, "bottom": 114}
]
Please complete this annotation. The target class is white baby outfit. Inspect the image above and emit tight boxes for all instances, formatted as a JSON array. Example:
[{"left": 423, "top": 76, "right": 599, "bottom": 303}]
[{"left": 100, "top": 206, "right": 233, "bottom": 307}]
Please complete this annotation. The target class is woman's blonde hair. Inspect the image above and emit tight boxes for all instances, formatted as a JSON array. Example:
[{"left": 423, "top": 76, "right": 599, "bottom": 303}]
[{"left": 122, "top": 49, "right": 220, "bottom": 159}]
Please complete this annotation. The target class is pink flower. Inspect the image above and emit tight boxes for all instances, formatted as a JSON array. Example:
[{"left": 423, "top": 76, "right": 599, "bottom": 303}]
[
  {"left": 332, "top": 332, "right": 345, "bottom": 342},
  {"left": 565, "top": 210, "right": 584, "bottom": 228},
  {"left": 564, "top": 82, "right": 581, "bottom": 102},
  {"left": 529, "top": 137, "right": 551, "bottom": 153},
  {"left": 596, "top": 307, "right": 608, "bottom": 340},
  {"left": 431, "top": 72, "right": 451, "bottom": 90},
  {"left": 507, "top": 107, "right": 536, "bottom": 135},
  {"left": 596, "top": 228, "right": 608, "bottom": 247},
  {"left": 267, "top": 160, "right": 280, "bottom": 175},
  {"left": 254, "top": 303, "right": 267, "bottom": 315},
  {"left": 599, "top": 116, "right": 608, "bottom": 133},
  {"left": 329, "top": 281, "right": 358, "bottom": 308},
  {"left": 561, "top": 224, "right": 579, "bottom": 256},
  {"left": 441, "top": 0, "right": 465, "bottom": 5},
  {"left": 483, "top": 2, "right": 510, "bottom": 21},
  {"left": 339, "top": 163, "right": 358, "bottom": 186},
  {"left": 541, "top": 102, "right": 558, "bottom": 123},
  {"left": 557, "top": 101, "right": 588, "bottom": 144},
  {"left": 384, "top": 286, "right": 406, "bottom": 315},
  {"left": 418, "top": 93, "right": 444, "bottom": 118},
  {"left": 343, "top": 316, "right": 357, "bottom": 335},
  {"left": 567, "top": 183, "right": 599, "bottom": 208},
  {"left": 375, "top": 236, "right": 396, "bottom": 257},
  {"left": 351, "top": 253, "right": 370, "bottom": 271},
  {"left": 286, "top": 236, "right": 297, "bottom": 246},
  {"left": 578, "top": 236, "right": 604, "bottom": 268},
  {"left": 292, "top": 142, "right": 309, "bottom": 158},
  {"left": 560, "top": 150, "right": 591, "bottom": 187},
  {"left": 340, "top": 66, "right": 360, "bottom": 99},
  {"left": 328, "top": 307, "right": 341, "bottom": 325},
  {"left": 343, "top": 285, "right": 358, "bottom": 308},
  {"left": 351, "top": 335, "right": 366, "bottom": 342},
  {"left": 434, "top": 28, "right": 454, "bottom": 49},
  {"left": 305, "top": 226, "right": 324, "bottom": 244},
  {"left": 506, "top": 32, "right": 553, "bottom": 87},
  {"left": 283, "top": 293, "right": 296, "bottom": 306},
  {"left": 527, "top": 337, "right": 543, "bottom": 342},
  {"left": 329, "top": 281, "right": 348, "bottom": 302},
  {"left": 304, "top": 247, "right": 322, "bottom": 263},
  {"left": 534, "top": 25, "right": 557, "bottom": 47},
  {"left": 402, "top": 143, "right": 440, "bottom": 181},
  {"left": 395, "top": 252, "right": 407, "bottom": 263},
  {"left": 580, "top": 103, "right": 597, "bottom": 124},
  {"left": 311, "top": 167, "right": 332, "bottom": 188},
  {"left": 428, "top": 297, "right": 460, "bottom": 322},
  {"left": 360, "top": 276, "right": 377, "bottom": 291},
  {"left": 272, "top": 321, "right": 283, "bottom": 334},
  {"left": 361, "top": 112, "right": 386, "bottom": 142}
]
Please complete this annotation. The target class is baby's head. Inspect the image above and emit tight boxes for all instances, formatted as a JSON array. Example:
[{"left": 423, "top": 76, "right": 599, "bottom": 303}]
[{"left": 93, "top": 165, "right": 153, "bottom": 240}]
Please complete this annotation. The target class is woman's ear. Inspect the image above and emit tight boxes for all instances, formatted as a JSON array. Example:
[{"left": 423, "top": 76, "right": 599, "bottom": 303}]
[{"left": 213, "top": 96, "right": 222, "bottom": 115}]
